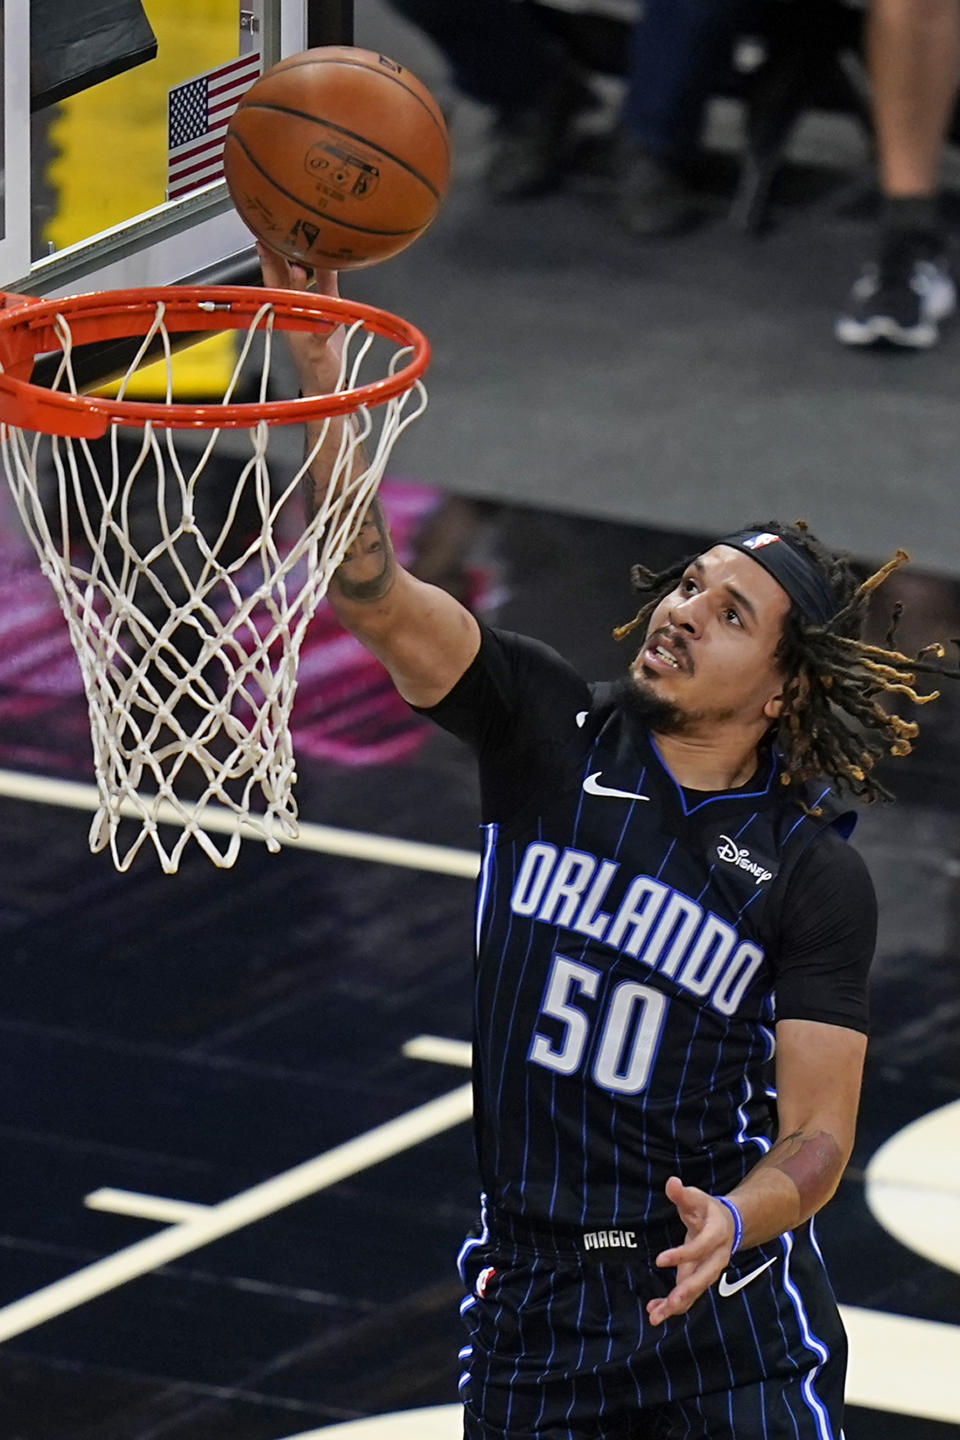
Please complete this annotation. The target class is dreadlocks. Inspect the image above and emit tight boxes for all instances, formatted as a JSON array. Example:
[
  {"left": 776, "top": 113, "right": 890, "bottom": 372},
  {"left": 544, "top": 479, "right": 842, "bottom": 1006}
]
[{"left": 613, "top": 519, "right": 959, "bottom": 803}]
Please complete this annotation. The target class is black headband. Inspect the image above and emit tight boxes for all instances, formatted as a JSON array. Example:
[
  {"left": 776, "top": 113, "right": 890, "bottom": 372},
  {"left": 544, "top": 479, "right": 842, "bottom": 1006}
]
[{"left": 718, "top": 530, "right": 839, "bottom": 626}]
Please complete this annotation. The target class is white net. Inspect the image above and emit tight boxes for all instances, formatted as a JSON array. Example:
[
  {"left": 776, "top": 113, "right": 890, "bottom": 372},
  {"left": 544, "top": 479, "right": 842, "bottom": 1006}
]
[{"left": 0, "top": 297, "right": 427, "bottom": 872}]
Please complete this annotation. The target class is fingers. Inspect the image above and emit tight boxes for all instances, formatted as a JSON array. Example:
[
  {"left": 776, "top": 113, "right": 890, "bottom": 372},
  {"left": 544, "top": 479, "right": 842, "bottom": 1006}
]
[
  {"left": 647, "top": 1291, "right": 679, "bottom": 1326},
  {"left": 654, "top": 1223, "right": 723, "bottom": 1271},
  {"left": 312, "top": 268, "right": 341, "bottom": 299},
  {"left": 647, "top": 1278, "right": 698, "bottom": 1326},
  {"left": 256, "top": 241, "right": 290, "bottom": 288},
  {"left": 256, "top": 243, "right": 340, "bottom": 298},
  {"left": 646, "top": 1177, "right": 740, "bottom": 1326},
  {"left": 656, "top": 1188, "right": 736, "bottom": 1269},
  {"left": 649, "top": 1256, "right": 710, "bottom": 1324},
  {"left": 647, "top": 1245, "right": 727, "bottom": 1326},
  {"left": 663, "top": 1175, "right": 710, "bottom": 1223},
  {"left": 256, "top": 243, "right": 311, "bottom": 290}
]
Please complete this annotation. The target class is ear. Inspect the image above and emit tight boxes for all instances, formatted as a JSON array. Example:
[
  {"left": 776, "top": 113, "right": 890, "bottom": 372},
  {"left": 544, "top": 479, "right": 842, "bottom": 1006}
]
[{"left": 763, "top": 690, "right": 784, "bottom": 721}]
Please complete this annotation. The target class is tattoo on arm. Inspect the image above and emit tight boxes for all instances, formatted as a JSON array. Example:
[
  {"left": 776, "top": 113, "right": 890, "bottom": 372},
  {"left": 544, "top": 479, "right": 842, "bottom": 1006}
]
[
  {"left": 765, "top": 1129, "right": 844, "bottom": 1212},
  {"left": 298, "top": 416, "right": 395, "bottom": 604},
  {"left": 331, "top": 497, "right": 397, "bottom": 604},
  {"left": 301, "top": 469, "right": 320, "bottom": 522}
]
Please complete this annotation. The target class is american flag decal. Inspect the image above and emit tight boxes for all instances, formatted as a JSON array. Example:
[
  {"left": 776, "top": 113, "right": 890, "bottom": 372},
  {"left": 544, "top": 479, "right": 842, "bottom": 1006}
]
[{"left": 167, "top": 52, "right": 262, "bottom": 201}]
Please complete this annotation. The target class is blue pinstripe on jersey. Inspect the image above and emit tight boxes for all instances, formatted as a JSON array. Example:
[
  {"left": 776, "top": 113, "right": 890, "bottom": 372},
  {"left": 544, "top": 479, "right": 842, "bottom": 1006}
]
[
  {"left": 475, "top": 822, "right": 498, "bottom": 955},
  {"left": 780, "top": 1227, "right": 837, "bottom": 1440},
  {"left": 727, "top": 1266, "right": 775, "bottom": 1437},
  {"left": 649, "top": 732, "right": 777, "bottom": 814},
  {"left": 457, "top": 1192, "right": 491, "bottom": 1282},
  {"left": 452, "top": 643, "right": 856, "bottom": 1440},
  {"left": 466, "top": 685, "right": 852, "bottom": 1235}
]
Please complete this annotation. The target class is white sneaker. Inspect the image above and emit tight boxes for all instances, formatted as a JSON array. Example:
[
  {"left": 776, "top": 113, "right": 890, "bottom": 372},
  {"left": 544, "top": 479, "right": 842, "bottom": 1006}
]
[{"left": 836, "top": 243, "right": 956, "bottom": 349}]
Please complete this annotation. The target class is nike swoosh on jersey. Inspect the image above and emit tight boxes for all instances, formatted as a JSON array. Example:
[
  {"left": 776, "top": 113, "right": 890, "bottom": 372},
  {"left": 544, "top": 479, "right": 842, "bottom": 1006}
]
[
  {"left": 717, "top": 1257, "right": 776, "bottom": 1297},
  {"left": 582, "top": 773, "right": 650, "bottom": 803}
]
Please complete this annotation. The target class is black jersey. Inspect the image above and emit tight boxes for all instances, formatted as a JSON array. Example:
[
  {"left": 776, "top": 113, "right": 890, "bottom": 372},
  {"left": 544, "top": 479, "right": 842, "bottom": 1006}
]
[{"left": 421, "top": 625, "right": 877, "bottom": 1233}]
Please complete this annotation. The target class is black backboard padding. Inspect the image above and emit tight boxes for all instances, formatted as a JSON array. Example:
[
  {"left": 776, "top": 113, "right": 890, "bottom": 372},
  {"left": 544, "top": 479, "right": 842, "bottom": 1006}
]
[
  {"left": 31, "top": 248, "right": 261, "bottom": 395},
  {"left": 307, "top": 0, "right": 354, "bottom": 48},
  {"left": 31, "top": 0, "right": 157, "bottom": 112}
]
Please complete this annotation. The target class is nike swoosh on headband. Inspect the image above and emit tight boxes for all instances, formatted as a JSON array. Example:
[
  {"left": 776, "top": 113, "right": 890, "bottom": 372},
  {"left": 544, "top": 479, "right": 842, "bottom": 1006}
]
[
  {"left": 717, "top": 1257, "right": 776, "bottom": 1297},
  {"left": 582, "top": 773, "right": 650, "bottom": 803}
]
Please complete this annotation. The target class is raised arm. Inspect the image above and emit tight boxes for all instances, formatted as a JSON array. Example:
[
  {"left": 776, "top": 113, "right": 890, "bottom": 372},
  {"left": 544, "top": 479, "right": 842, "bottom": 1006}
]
[
  {"left": 646, "top": 1017, "right": 867, "bottom": 1325},
  {"left": 258, "top": 244, "right": 481, "bottom": 707}
]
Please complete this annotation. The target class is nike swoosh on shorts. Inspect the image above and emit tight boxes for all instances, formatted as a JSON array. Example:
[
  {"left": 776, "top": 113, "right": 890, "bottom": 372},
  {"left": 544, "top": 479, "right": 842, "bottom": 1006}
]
[
  {"left": 582, "top": 772, "right": 650, "bottom": 803},
  {"left": 717, "top": 1257, "right": 777, "bottom": 1297}
]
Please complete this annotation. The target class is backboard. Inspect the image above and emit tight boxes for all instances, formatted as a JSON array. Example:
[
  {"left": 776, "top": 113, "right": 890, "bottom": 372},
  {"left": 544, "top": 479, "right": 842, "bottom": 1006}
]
[
  {"left": 1, "top": 1, "right": 354, "bottom": 301},
  {"left": 0, "top": 0, "right": 32, "bottom": 285}
]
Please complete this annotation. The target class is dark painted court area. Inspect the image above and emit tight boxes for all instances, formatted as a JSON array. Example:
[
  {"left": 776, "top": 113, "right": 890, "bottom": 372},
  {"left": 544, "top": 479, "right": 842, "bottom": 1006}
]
[
  {"left": 0, "top": 0, "right": 959, "bottom": 1432},
  {"left": 0, "top": 481, "right": 957, "bottom": 1438}
]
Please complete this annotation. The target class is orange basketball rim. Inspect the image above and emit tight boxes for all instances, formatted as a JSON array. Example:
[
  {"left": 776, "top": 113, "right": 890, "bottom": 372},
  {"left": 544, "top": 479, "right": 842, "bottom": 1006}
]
[
  {"left": 0, "top": 284, "right": 430, "bottom": 436},
  {"left": 0, "top": 282, "right": 431, "bottom": 872}
]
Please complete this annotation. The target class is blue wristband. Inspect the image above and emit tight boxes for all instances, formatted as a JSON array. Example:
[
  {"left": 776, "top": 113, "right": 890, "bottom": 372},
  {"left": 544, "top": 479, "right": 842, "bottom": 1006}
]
[{"left": 714, "top": 1195, "right": 743, "bottom": 1253}]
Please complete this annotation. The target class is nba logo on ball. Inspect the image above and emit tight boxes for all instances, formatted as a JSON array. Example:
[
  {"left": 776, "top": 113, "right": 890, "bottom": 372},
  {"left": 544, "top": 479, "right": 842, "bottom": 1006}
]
[
  {"left": 224, "top": 45, "right": 451, "bottom": 269},
  {"left": 305, "top": 142, "right": 380, "bottom": 202}
]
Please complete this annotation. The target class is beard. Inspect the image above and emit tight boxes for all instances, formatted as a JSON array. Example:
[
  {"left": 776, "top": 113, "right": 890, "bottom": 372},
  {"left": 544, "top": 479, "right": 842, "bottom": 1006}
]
[
  {"left": 615, "top": 669, "right": 741, "bottom": 737},
  {"left": 614, "top": 671, "right": 692, "bottom": 735}
]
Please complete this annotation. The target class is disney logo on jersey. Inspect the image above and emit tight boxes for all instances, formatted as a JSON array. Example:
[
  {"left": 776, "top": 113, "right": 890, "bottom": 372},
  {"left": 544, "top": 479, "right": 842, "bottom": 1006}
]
[{"left": 716, "top": 836, "right": 773, "bottom": 886}]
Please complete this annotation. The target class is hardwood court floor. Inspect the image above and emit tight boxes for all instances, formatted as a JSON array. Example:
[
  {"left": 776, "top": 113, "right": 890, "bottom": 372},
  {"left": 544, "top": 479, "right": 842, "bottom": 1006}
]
[{"left": 0, "top": 479, "right": 956, "bottom": 1439}]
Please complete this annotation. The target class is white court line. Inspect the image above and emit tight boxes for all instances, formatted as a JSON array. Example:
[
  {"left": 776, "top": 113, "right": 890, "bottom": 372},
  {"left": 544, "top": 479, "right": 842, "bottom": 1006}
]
[
  {"left": 0, "top": 768, "right": 480, "bottom": 879},
  {"left": 842, "top": 1304, "right": 960, "bottom": 1423},
  {"left": 279, "top": 1326, "right": 960, "bottom": 1440},
  {"left": 865, "top": 1097, "right": 960, "bottom": 1276},
  {"left": 5, "top": 765, "right": 960, "bottom": 1422},
  {"left": 85, "top": 1041, "right": 472, "bottom": 1225},
  {"left": 394, "top": 1037, "right": 960, "bottom": 1424},
  {"left": 277, "top": 1309, "right": 960, "bottom": 1434},
  {"left": 0, "top": 1082, "right": 472, "bottom": 1343},
  {"left": 84, "top": 1188, "right": 211, "bottom": 1224},
  {"left": 402, "top": 1035, "right": 472, "bottom": 1068}
]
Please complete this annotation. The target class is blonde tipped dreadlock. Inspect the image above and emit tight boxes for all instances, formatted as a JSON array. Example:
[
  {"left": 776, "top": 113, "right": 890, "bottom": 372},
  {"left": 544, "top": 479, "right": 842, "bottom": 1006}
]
[{"left": 615, "top": 520, "right": 959, "bottom": 803}]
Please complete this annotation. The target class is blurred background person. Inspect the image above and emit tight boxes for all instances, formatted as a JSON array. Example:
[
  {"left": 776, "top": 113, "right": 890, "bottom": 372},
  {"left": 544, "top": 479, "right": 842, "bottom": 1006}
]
[
  {"left": 386, "top": 0, "right": 960, "bottom": 342},
  {"left": 616, "top": 0, "right": 746, "bottom": 236},
  {"left": 837, "top": 0, "right": 959, "bottom": 349},
  {"left": 382, "top": 0, "right": 745, "bottom": 232},
  {"left": 381, "top": 0, "right": 598, "bottom": 200}
]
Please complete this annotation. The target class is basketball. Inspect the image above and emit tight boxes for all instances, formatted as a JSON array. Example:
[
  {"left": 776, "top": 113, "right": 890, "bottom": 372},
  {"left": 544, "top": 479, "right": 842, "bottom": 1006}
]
[{"left": 223, "top": 46, "right": 450, "bottom": 271}]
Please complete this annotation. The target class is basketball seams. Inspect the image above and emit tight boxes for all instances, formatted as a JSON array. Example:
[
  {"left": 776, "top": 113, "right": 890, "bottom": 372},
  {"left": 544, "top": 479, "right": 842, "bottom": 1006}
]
[
  {"left": 234, "top": 103, "right": 445, "bottom": 200},
  {"left": 261, "top": 56, "right": 450, "bottom": 147},
  {"left": 225, "top": 131, "right": 424, "bottom": 240},
  {"left": 224, "top": 44, "right": 450, "bottom": 268}
]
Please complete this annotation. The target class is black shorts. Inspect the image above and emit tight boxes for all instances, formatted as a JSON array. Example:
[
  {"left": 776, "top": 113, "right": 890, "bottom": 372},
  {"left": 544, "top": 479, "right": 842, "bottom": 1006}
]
[{"left": 457, "top": 1208, "right": 847, "bottom": 1440}]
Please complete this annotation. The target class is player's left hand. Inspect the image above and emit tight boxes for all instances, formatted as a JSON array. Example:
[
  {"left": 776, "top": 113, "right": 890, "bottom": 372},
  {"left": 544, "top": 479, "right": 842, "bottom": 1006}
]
[{"left": 646, "top": 1175, "right": 738, "bottom": 1326}]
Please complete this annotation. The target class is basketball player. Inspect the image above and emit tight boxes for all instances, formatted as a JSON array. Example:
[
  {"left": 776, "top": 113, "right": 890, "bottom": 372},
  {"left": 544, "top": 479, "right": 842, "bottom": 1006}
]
[{"left": 260, "top": 244, "right": 950, "bottom": 1437}]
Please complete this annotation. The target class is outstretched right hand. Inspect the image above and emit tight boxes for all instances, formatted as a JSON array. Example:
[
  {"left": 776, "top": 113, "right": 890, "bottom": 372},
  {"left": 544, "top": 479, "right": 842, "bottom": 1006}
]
[
  {"left": 256, "top": 241, "right": 339, "bottom": 301},
  {"left": 256, "top": 242, "right": 344, "bottom": 393}
]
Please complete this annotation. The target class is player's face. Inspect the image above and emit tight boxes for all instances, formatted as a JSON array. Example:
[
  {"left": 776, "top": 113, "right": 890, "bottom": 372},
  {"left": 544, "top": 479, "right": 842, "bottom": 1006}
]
[{"left": 631, "top": 545, "right": 791, "bottom": 730}]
